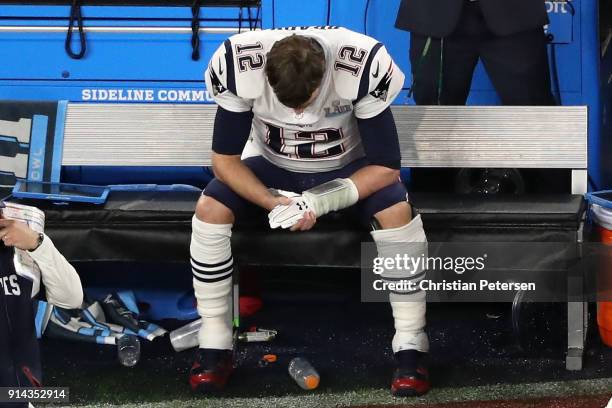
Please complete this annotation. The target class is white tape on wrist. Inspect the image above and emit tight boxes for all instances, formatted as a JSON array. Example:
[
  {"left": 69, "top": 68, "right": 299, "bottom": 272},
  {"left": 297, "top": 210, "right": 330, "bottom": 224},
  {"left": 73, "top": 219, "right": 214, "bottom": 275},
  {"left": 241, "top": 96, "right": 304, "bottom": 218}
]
[{"left": 302, "top": 178, "right": 360, "bottom": 217}]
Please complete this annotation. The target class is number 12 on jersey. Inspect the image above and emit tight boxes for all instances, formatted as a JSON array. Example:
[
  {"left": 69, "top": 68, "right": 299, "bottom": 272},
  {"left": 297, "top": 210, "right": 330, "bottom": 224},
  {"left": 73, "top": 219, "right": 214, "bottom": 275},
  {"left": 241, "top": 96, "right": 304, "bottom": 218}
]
[
  {"left": 235, "top": 42, "right": 265, "bottom": 72},
  {"left": 265, "top": 123, "right": 346, "bottom": 159}
]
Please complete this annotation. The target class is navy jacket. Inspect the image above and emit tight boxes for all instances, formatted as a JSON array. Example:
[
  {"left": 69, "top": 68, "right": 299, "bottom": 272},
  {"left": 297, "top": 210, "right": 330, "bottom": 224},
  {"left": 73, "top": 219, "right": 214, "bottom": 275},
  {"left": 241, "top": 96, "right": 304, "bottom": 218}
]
[{"left": 0, "top": 244, "right": 41, "bottom": 407}]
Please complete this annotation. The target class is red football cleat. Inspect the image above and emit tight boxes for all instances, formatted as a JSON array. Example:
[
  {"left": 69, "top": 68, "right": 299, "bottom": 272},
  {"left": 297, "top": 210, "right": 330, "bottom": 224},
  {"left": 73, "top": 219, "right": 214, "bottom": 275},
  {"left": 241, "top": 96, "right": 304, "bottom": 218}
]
[
  {"left": 390, "top": 350, "right": 431, "bottom": 397},
  {"left": 189, "top": 349, "right": 234, "bottom": 393}
]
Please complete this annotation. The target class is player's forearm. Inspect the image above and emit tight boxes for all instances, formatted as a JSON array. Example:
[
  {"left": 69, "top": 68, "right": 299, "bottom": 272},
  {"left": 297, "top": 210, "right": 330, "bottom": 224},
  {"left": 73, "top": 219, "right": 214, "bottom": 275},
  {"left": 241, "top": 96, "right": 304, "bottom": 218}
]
[
  {"left": 349, "top": 165, "right": 401, "bottom": 200},
  {"left": 269, "top": 165, "right": 399, "bottom": 229},
  {"left": 212, "top": 153, "right": 277, "bottom": 210}
]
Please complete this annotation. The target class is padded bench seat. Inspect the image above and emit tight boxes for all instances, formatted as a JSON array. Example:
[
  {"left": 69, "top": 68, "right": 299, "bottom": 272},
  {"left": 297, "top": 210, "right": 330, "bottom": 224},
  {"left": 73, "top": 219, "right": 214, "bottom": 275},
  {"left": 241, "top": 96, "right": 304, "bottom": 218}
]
[
  {"left": 17, "top": 191, "right": 585, "bottom": 268},
  {"left": 0, "top": 103, "right": 589, "bottom": 370}
]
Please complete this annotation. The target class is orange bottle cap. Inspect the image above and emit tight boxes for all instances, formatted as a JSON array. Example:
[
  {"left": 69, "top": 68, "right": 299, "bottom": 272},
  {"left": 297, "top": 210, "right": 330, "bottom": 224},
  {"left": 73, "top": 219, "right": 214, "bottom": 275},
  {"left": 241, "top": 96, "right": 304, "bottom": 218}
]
[
  {"left": 262, "top": 354, "right": 277, "bottom": 363},
  {"left": 304, "top": 374, "right": 320, "bottom": 390}
]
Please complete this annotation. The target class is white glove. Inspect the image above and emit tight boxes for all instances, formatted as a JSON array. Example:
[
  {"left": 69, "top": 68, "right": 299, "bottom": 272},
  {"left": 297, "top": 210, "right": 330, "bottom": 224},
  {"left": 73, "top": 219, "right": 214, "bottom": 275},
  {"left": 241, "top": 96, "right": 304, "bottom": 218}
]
[
  {"left": 268, "top": 178, "right": 359, "bottom": 230},
  {"left": 268, "top": 195, "right": 313, "bottom": 229}
]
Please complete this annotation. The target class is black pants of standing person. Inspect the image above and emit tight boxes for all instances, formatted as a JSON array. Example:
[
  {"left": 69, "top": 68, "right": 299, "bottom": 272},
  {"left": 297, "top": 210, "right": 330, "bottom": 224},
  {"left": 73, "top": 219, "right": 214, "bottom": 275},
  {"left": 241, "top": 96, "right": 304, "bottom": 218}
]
[{"left": 409, "top": 0, "right": 555, "bottom": 106}]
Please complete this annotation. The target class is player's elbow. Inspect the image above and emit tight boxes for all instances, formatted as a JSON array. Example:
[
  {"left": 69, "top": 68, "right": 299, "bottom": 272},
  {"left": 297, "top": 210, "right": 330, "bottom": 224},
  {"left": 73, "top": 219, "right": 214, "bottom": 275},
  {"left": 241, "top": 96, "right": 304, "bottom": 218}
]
[
  {"left": 378, "top": 166, "right": 401, "bottom": 189},
  {"left": 388, "top": 169, "right": 401, "bottom": 186},
  {"left": 61, "top": 272, "right": 84, "bottom": 309},
  {"left": 362, "top": 165, "right": 400, "bottom": 189},
  {"left": 211, "top": 165, "right": 229, "bottom": 185},
  {"left": 64, "top": 287, "right": 84, "bottom": 309},
  {"left": 49, "top": 284, "right": 83, "bottom": 310},
  {"left": 387, "top": 168, "right": 401, "bottom": 180},
  {"left": 377, "top": 166, "right": 400, "bottom": 183},
  {"left": 211, "top": 153, "right": 241, "bottom": 184}
]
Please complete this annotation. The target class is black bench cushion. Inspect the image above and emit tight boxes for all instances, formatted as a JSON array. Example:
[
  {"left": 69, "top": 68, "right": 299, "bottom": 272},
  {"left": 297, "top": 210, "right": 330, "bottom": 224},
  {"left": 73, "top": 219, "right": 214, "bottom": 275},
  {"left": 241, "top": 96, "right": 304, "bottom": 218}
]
[
  {"left": 415, "top": 193, "right": 585, "bottom": 227},
  {"left": 12, "top": 191, "right": 585, "bottom": 267}
]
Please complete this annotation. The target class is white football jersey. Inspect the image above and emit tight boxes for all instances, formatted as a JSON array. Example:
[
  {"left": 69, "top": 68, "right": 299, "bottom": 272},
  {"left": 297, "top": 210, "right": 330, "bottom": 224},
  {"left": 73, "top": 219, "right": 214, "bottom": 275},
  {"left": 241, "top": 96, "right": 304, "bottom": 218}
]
[{"left": 205, "top": 26, "right": 404, "bottom": 173}]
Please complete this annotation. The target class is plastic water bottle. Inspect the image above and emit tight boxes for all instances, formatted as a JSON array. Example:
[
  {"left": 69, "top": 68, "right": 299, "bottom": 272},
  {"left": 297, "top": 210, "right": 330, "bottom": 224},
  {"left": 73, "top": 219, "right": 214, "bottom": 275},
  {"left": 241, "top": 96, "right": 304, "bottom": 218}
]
[
  {"left": 169, "top": 318, "right": 202, "bottom": 352},
  {"left": 288, "top": 357, "right": 320, "bottom": 390},
  {"left": 117, "top": 335, "right": 140, "bottom": 367}
]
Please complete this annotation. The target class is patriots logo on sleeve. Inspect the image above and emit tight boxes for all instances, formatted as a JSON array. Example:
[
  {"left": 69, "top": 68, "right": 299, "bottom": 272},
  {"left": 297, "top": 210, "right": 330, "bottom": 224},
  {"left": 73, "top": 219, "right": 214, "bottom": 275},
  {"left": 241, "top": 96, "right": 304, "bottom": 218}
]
[
  {"left": 369, "top": 61, "right": 393, "bottom": 102},
  {"left": 209, "top": 60, "right": 228, "bottom": 96}
]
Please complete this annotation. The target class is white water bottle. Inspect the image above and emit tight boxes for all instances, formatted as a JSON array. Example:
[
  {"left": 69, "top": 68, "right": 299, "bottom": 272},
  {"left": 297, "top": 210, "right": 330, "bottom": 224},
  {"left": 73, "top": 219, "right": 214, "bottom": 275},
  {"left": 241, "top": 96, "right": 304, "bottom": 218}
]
[
  {"left": 117, "top": 335, "right": 140, "bottom": 367},
  {"left": 169, "top": 318, "right": 202, "bottom": 352},
  {"left": 288, "top": 357, "right": 320, "bottom": 390}
]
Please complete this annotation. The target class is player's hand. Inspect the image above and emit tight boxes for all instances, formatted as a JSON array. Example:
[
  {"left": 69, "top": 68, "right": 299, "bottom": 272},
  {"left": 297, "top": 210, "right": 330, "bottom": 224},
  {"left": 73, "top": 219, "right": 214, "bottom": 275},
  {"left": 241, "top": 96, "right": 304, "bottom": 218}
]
[
  {"left": 290, "top": 210, "right": 316, "bottom": 232},
  {"left": 268, "top": 195, "right": 316, "bottom": 230},
  {"left": 0, "top": 218, "right": 40, "bottom": 251},
  {"left": 266, "top": 195, "right": 293, "bottom": 210},
  {"left": 265, "top": 188, "right": 297, "bottom": 211}
]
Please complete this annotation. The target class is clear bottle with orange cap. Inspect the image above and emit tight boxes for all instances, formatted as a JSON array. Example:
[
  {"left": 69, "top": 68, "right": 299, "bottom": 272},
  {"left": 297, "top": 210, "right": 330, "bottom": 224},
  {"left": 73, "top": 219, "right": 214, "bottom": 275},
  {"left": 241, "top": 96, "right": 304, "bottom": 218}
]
[{"left": 288, "top": 357, "right": 320, "bottom": 390}]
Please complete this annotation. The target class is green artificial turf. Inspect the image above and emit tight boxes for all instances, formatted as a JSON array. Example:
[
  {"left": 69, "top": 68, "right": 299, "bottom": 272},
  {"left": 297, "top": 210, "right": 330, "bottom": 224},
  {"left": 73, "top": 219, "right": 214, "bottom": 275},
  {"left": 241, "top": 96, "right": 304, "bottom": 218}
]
[{"left": 54, "top": 377, "right": 612, "bottom": 408}]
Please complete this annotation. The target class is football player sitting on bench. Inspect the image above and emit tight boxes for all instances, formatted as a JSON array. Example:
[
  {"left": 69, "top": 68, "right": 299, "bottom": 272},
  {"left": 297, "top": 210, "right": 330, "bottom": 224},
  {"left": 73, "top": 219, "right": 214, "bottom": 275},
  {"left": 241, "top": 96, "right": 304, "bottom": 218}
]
[{"left": 189, "top": 26, "right": 430, "bottom": 397}]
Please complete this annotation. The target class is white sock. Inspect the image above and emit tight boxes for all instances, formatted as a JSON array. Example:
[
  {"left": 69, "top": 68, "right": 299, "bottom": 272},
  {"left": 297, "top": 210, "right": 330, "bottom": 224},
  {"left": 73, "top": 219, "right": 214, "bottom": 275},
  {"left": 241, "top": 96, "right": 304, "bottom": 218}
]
[
  {"left": 190, "top": 215, "right": 234, "bottom": 350},
  {"left": 371, "top": 214, "right": 429, "bottom": 353}
]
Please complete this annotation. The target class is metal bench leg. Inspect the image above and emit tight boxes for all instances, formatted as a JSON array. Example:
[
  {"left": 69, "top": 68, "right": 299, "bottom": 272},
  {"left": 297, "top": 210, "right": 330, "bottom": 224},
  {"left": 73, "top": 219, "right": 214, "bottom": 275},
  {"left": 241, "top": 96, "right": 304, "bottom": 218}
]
[
  {"left": 566, "top": 301, "right": 588, "bottom": 370},
  {"left": 566, "top": 221, "right": 588, "bottom": 371}
]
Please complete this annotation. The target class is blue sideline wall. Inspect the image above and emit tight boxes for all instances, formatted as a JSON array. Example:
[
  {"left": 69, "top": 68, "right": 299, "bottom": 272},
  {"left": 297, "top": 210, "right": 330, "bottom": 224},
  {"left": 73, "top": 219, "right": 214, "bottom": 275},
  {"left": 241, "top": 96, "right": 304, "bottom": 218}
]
[{"left": 0, "top": 0, "right": 605, "bottom": 187}]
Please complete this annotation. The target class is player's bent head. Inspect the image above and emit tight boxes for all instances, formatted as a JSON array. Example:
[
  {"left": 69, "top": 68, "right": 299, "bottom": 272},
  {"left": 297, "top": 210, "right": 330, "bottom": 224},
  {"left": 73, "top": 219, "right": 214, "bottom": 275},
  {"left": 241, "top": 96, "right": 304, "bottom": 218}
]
[{"left": 265, "top": 35, "right": 325, "bottom": 109}]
